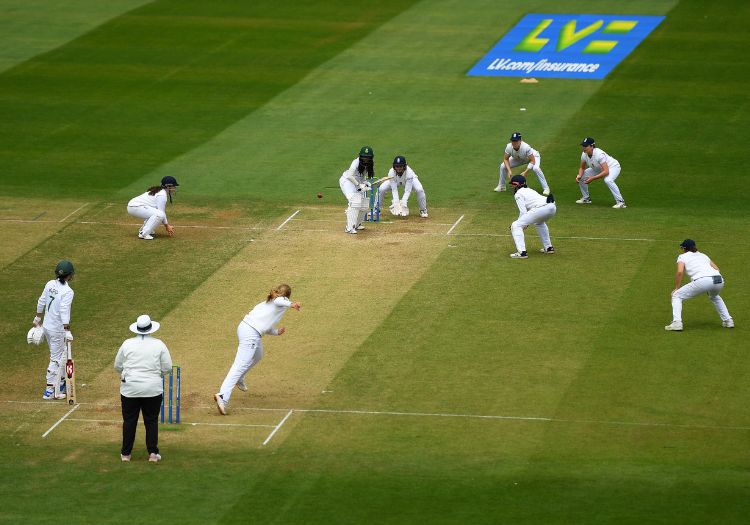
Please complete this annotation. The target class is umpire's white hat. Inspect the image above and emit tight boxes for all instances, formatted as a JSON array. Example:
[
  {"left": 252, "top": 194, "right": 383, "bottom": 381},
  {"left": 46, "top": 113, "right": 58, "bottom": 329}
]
[{"left": 129, "top": 314, "right": 160, "bottom": 335}]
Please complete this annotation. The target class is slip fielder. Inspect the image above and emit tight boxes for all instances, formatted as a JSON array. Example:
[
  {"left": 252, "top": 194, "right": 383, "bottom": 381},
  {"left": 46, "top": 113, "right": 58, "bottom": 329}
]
[
  {"left": 508, "top": 175, "right": 556, "bottom": 259},
  {"left": 496, "top": 132, "right": 550, "bottom": 195},
  {"left": 576, "top": 137, "right": 627, "bottom": 208},
  {"left": 126, "top": 176, "right": 179, "bottom": 240}
]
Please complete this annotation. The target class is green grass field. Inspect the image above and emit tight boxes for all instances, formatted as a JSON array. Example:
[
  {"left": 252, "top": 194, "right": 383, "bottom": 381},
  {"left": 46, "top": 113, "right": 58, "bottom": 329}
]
[{"left": 1, "top": 1, "right": 749, "bottom": 523}]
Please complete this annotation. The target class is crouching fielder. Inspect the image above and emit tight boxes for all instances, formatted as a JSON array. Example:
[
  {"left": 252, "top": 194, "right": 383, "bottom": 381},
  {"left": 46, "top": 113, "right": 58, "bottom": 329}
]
[
  {"left": 339, "top": 146, "right": 375, "bottom": 234},
  {"left": 665, "top": 239, "right": 734, "bottom": 331},
  {"left": 379, "top": 156, "right": 428, "bottom": 218},
  {"left": 508, "top": 175, "right": 556, "bottom": 259},
  {"left": 496, "top": 132, "right": 550, "bottom": 195},
  {"left": 214, "top": 284, "right": 301, "bottom": 415},
  {"left": 126, "top": 176, "right": 179, "bottom": 240}
]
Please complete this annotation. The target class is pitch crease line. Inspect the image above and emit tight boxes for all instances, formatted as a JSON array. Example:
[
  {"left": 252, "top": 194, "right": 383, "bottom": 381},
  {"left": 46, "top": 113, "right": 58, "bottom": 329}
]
[
  {"left": 58, "top": 203, "right": 89, "bottom": 223},
  {"left": 446, "top": 214, "right": 465, "bottom": 235},
  {"left": 41, "top": 403, "right": 80, "bottom": 438},
  {"left": 276, "top": 210, "right": 301, "bottom": 230},
  {"left": 65, "top": 418, "right": 276, "bottom": 429},
  {"left": 262, "top": 409, "right": 294, "bottom": 446}
]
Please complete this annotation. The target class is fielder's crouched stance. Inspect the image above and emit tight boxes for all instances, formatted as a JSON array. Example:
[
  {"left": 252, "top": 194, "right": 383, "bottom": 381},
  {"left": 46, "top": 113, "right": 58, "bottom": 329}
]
[
  {"left": 665, "top": 239, "right": 734, "bottom": 331},
  {"left": 214, "top": 284, "right": 301, "bottom": 415},
  {"left": 33, "top": 261, "right": 75, "bottom": 400},
  {"left": 339, "top": 146, "right": 375, "bottom": 234},
  {"left": 126, "top": 176, "right": 179, "bottom": 240},
  {"left": 379, "top": 156, "right": 429, "bottom": 218},
  {"left": 508, "top": 175, "right": 556, "bottom": 259}
]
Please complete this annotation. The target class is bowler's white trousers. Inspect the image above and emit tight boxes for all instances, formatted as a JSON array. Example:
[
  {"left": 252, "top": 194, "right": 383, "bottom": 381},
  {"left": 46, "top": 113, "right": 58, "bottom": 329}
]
[
  {"left": 511, "top": 203, "right": 556, "bottom": 252},
  {"left": 671, "top": 276, "right": 732, "bottom": 323},
  {"left": 218, "top": 322, "right": 264, "bottom": 404}
]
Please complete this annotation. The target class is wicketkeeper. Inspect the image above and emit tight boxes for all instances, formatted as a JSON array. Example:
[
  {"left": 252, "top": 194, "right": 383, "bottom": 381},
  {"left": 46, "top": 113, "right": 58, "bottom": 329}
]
[
  {"left": 33, "top": 260, "right": 75, "bottom": 400},
  {"left": 378, "top": 156, "right": 429, "bottom": 218}
]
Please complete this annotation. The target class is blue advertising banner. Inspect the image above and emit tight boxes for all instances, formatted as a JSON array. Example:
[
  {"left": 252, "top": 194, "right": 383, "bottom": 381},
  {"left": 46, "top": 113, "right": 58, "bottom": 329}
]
[{"left": 468, "top": 14, "right": 665, "bottom": 79}]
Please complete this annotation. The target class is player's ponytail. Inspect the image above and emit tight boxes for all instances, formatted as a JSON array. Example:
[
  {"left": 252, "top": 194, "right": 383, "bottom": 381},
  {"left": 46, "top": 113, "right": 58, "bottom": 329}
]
[
  {"left": 267, "top": 284, "right": 292, "bottom": 302},
  {"left": 147, "top": 185, "right": 162, "bottom": 196}
]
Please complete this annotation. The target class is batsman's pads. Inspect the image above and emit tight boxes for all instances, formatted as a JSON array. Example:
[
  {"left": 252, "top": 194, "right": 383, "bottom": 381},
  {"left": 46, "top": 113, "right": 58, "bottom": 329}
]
[
  {"left": 546, "top": 193, "right": 555, "bottom": 203},
  {"left": 27, "top": 326, "right": 45, "bottom": 345}
]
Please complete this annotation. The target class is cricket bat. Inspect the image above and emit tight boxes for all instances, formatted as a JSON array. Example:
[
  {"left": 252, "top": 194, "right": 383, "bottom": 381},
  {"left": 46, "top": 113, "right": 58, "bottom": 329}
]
[{"left": 65, "top": 341, "right": 77, "bottom": 405}]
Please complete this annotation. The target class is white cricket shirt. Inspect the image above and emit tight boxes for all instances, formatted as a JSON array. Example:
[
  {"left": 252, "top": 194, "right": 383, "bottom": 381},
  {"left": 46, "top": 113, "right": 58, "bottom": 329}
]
[
  {"left": 114, "top": 335, "right": 173, "bottom": 398},
  {"left": 505, "top": 141, "right": 539, "bottom": 163},
  {"left": 127, "top": 189, "right": 169, "bottom": 224},
  {"left": 242, "top": 297, "right": 292, "bottom": 336},
  {"left": 387, "top": 166, "right": 419, "bottom": 200},
  {"left": 581, "top": 147, "right": 620, "bottom": 173},
  {"left": 513, "top": 187, "right": 548, "bottom": 215},
  {"left": 37, "top": 279, "right": 74, "bottom": 332},
  {"left": 677, "top": 251, "right": 720, "bottom": 281}
]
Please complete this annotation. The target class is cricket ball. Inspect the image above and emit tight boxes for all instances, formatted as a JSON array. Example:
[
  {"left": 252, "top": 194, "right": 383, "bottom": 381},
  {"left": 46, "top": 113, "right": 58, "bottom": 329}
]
[{"left": 317, "top": 192, "right": 323, "bottom": 199}]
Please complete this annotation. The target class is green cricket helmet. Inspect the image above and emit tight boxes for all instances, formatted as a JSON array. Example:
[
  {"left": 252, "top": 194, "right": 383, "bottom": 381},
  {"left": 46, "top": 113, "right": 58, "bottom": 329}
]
[{"left": 55, "top": 260, "right": 75, "bottom": 278}]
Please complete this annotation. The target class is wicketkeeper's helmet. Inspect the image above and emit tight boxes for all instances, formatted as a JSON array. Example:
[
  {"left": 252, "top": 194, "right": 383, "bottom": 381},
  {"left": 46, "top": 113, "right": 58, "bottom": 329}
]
[
  {"left": 393, "top": 156, "right": 407, "bottom": 167},
  {"left": 55, "top": 260, "right": 75, "bottom": 278},
  {"left": 510, "top": 175, "right": 527, "bottom": 187}
]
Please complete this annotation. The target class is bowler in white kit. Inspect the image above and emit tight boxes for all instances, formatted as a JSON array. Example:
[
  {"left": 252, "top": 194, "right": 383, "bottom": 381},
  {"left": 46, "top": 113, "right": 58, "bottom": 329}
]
[
  {"left": 214, "top": 284, "right": 301, "bottom": 415},
  {"left": 665, "top": 239, "right": 734, "bottom": 331}
]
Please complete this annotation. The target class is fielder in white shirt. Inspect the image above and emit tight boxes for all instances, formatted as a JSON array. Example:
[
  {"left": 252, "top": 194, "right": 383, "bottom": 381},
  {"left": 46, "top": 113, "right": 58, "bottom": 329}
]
[
  {"left": 508, "top": 175, "right": 556, "bottom": 259},
  {"left": 339, "top": 146, "right": 375, "bottom": 234},
  {"left": 214, "top": 284, "right": 301, "bottom": 415},
  {"left": 576, "top": 137, "right": 627, "bottom": 208},
  {"left": 34, "top": 260, "right": 75, "bottom": 400},
  {"left": 665, "top": 239, "right": 734, "bottom": 331},
  {"left": 496, "top": 132, "right": 550, "bottom": 195},
  {"left": 114, "top": 314, "right": 173, "bottom": 462},
  {"left": 127, "top": 175, "right": 179, "bottom": 240},
  {"left": 379, "top": 156, "right": 429, "bottom": 218}
]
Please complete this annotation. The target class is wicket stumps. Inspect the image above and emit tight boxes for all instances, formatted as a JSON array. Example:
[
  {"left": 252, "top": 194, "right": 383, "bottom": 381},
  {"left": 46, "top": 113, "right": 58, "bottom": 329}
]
[
  {"left": 365, "top": 184, "right": 380, "bottom": 222},
  {"left": 160, "top": 365, "right": 181, "bottom": 424}
]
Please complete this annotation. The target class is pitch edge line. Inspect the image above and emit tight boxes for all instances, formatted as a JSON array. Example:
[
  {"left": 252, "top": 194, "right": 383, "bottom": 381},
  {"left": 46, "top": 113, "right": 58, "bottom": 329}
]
[
  {"left": 446, "top": 214, "right": 465, "bottom": 235},
  {"left": 262, "top": 409, "right": 294, "bottom": 446},
  {"left": 65, "top": 418, "right": 276, "bottom": 429},
  {"left": 58, "top": 203, "right": 89, "bottom": 223},
  {"left": 276, "top": 210, "right": 301, "bottom": 230},
  {"left": 41, "top": 403, "right": 80, "bottom": 438}
]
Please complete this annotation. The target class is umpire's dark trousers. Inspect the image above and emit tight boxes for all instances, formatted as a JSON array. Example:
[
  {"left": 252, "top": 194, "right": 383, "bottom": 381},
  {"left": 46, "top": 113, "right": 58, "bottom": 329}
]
[{"left": 121, "top": 394, "right": 162, "bottom": 456}]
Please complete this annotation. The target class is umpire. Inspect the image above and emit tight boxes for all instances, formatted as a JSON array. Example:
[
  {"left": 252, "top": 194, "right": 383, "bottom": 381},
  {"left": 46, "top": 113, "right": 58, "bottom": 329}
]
[{"left": 114, "top": 315, "right": 173, "bottom": 462}]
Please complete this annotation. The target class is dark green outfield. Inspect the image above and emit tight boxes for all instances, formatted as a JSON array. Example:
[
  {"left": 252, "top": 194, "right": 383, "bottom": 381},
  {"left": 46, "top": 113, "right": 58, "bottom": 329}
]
[{"left": 1, "top": 1, "right": 749, "bottom": 524}]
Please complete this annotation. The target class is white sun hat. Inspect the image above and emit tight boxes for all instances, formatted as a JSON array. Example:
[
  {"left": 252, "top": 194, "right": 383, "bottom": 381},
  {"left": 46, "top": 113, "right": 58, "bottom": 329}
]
[{"left": 129, "top": 314, "right": 160, "bottom": 335}]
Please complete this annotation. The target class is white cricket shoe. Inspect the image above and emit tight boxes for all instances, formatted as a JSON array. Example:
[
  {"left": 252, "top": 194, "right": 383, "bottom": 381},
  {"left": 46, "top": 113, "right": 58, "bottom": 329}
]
[
  {"left": 612, "top": 201, "right": 627, "bottom": 209},
  {"left": 345, "top": 228, "right": 357, "bottom": 235},
  {"left": 120, "top": 454, "right": 131, "bottom": 462},
  {"left": 236, "top": 378, "right": 248, "bottom": 392},
  {"left": 664, "top": 321, "right": 683, "bottom": 331},
  {"left": 355, "top": 223, "right": 365, "bottom": 230},
  {"left": 539, "top": 246, "right": 555, "bottom": 254},
  {"left": 494, "top": 186, "right": 506, "bottom": 192},
  {"left": 723, "top": 319, "right": 734, "bottom": 328},
  {"left": 510, "top": 251, "right": 528, "bottom": 259},
  {"left": 420, "top": 210, "right": 429, "bottom": 218},
  {"left": 576, "top": 198, "right": 592, "bottom": 204},
  {"left": 148, "top": 453, "right": 161, "bottom": 463},
  {"left": 542, "top": 189, "right": 550, "bottom": 196},
  {"left": 214, "top": 393, "right": 227, "bottom": 415},
  {"left": 138, "top": 232, "right": 154, "bottom": 240}
]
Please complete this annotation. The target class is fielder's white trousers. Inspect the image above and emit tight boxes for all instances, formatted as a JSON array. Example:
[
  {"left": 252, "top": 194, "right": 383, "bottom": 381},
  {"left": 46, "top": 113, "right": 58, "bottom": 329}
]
[
  {"left": 43, "top": 329, "right": 66, "bottom": 394},
  {"left": 579, "top": 166, "right": 624, "bottom": 203},
  {"left": 499, "top": 157, "right": 549, "bottom": 192},
  {"left": 511, "top": 203, "right": 556, "bottom": 252},
  {"left": 339, "top": 176, "right": 368, "bottom": 231},
  {"left": 671, "top": 276, "right": 732, "bottom": 323},
  {"left": 127, "top": 205, "right": 166, "bottom": 236},
  {"left": 378, "top": 178, "right": 428, "bottom": 213},
  {"left": 218, "top": 322, "right": 264, "bottom": 404}
]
